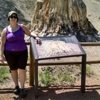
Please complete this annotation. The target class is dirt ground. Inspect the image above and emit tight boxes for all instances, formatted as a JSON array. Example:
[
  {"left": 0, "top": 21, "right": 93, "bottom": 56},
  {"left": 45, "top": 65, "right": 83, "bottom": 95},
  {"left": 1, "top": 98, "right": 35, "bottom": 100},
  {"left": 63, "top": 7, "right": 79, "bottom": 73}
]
[
  {"left": 0, "top": 84, "right": 99, "bottom": 100},
  {"left": 0, "top": 71, "right": 100, "bottom": 100}
]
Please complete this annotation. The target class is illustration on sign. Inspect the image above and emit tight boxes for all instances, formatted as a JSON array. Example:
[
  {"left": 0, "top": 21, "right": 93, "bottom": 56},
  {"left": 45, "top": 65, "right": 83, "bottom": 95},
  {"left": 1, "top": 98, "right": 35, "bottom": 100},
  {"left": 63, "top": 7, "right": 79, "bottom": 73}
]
[{"left": 36, "top": 40, "right": 82, "bottom": 58}]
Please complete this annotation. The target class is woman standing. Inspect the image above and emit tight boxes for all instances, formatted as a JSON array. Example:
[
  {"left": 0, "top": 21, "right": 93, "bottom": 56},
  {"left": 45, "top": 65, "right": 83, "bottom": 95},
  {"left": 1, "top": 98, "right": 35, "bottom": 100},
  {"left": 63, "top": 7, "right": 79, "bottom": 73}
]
[{"left": 0, "top": 11, "right": 41, "bottom": 98}]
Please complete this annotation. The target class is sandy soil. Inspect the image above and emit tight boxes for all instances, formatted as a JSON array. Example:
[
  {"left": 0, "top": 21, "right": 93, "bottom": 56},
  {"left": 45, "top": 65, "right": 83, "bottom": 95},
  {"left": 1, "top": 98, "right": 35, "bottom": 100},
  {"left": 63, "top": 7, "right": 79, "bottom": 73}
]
[{"left": 83, "top": 0, "right": 100, "bottom": 33}]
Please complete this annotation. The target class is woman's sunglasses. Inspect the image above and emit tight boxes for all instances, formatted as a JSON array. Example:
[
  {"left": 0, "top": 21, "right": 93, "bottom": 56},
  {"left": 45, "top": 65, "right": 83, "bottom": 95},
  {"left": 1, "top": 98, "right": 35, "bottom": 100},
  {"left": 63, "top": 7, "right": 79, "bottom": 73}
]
[{"left": 9, "top": 16, "right": 17, "bottom": 19}]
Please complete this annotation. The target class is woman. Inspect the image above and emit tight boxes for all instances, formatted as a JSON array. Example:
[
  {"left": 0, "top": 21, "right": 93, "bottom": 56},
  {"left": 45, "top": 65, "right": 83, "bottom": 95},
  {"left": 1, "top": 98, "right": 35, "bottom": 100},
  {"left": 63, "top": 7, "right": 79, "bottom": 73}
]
[{"left": 0, "top": 11, "right": 41, "bottom": 98}]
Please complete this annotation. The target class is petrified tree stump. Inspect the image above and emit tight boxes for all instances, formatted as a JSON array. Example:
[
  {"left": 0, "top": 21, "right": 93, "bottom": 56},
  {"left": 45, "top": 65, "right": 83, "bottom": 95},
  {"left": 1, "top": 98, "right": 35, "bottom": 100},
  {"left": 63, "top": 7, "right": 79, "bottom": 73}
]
[{"left": 30, "top": 0, "right": 100, "bottom": 42}]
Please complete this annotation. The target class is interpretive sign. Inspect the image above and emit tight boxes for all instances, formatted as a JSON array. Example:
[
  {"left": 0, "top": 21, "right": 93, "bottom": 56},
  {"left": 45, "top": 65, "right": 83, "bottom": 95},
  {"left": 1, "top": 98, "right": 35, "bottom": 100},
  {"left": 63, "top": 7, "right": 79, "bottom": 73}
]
[
  {"left": 30, "top": 35, "right": 86, "bottom": 98},
  {"left": 32, "top": 35, "right": 85, "bottom": 60}
]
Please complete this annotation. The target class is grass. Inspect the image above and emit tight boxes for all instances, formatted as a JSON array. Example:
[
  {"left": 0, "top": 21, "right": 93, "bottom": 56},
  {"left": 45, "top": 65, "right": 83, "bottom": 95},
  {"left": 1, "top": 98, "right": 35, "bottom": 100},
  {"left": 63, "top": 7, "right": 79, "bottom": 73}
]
[
  {"left": 39, "top": 66, "right": 75, "bottom": 87},
  {"left": 79, "top": 64, "right": 94, "bottom": 76},
  {"left": 56, "top": 67, "right": 75, "bottom": 85},
  {"left": 0, "top": 66, "right": 10, "bottom": 82},
  {"left": 26, "top": 69, "right": 30, "bottom": 83},
  {"left": 0, "top": 66, "right": 30, "bottom": 83},
  {"left": 0, "top": 62, "right": 94, "bottom": 87},
  {"left": 38, "top": 64, "right": 94, "bottom": 87},
  {"left": 39, "top": 67, "right": 56, "bottom": 86}
]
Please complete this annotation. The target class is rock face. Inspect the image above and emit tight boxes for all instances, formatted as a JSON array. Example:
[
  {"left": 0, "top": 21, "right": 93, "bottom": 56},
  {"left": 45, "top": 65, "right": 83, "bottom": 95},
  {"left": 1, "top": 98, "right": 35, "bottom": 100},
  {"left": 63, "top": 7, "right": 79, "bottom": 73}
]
[
  {"left": 31, "top": 0, "right": 100, "bottom": 42},
  {"left": 0, "top": 0, "right": 35, "bottom": 33}
]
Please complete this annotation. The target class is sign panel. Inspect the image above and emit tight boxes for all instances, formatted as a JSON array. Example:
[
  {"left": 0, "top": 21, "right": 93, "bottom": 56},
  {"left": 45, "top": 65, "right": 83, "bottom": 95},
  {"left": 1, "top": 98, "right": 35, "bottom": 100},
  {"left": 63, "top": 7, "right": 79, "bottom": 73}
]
[{"left": 32, "top": 35, "right": 85, "bottom": 59}]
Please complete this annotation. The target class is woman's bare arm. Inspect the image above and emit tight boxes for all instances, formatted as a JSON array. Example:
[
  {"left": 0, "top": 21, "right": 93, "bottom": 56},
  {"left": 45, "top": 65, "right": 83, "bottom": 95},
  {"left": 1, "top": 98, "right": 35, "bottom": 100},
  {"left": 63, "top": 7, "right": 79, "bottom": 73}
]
[
  {"left": 0, "top": 28, "right": 6, "bottom": 63},
  {"left": 22, "top": 24, "right": 41, "bottom": 43}
]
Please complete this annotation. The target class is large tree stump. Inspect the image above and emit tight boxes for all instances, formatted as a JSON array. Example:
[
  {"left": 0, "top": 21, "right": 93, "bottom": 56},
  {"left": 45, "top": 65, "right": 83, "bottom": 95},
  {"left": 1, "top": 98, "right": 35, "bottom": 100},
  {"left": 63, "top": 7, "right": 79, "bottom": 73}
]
[{"left": 30, "top": 0, "right": 100, "bottom": 42}]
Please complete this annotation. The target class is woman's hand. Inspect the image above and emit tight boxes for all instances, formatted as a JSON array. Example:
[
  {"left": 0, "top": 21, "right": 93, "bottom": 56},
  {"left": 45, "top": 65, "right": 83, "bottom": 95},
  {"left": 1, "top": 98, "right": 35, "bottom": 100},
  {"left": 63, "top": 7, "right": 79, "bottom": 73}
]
[
  {"left": 0, "top": 55, "right": 5, "bottom": 63},
  {"left": 36, "top": 37, "right": 41, "bottom": 44}
]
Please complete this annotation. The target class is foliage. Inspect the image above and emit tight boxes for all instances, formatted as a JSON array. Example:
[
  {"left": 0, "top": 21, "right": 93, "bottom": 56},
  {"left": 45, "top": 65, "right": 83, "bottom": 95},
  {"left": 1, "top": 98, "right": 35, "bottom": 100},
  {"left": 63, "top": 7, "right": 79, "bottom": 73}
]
[
  {"left": 26, "top": 69, "right": 29, "bottom": 83},
  {"left": 79, "top": 64, "right": 94, "bottom": 76},
  {"left": 0, "top": 66, "right": 10, "bottom": 82},
  {"left": 39, "top": 67, "right": 56, "bottom": 86},
  {"left": 57, "top": 67, "right": 75, "bottom": 85},
  {"left": 39, "top": 66, "right": 75, "bottom": 87}
]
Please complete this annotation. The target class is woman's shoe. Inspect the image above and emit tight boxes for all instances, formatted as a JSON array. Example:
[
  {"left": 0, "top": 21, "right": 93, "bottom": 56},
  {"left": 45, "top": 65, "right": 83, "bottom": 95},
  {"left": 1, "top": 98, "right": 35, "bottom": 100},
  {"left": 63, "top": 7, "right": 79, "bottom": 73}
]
[
  {"left": 13, "top": 86, "right": 20, "bottom": 95},
  {"left": 20, "top": 88, "right": 26, "bottom": 98}
]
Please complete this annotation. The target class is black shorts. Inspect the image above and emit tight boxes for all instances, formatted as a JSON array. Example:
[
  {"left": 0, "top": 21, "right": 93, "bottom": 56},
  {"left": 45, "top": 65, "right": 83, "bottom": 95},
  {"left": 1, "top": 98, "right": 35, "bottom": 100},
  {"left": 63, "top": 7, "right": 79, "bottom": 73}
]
[{"left": 4, "top": 50, "right": 28, "bottom": 70}]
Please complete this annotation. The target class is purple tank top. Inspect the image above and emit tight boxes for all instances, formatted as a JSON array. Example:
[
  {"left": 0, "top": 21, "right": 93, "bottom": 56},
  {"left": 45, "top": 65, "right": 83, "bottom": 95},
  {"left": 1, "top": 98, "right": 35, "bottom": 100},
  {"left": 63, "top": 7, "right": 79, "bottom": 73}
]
[{"left": 4, "top": 24, "right": 27, "bottom": 51}]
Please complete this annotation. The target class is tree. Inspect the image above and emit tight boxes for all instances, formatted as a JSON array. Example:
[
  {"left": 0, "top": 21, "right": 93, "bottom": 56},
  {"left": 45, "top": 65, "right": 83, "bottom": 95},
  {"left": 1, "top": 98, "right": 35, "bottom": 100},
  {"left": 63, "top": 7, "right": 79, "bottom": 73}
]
[{"left": 30, "top": 0, "right": 100, "bottom": 42}]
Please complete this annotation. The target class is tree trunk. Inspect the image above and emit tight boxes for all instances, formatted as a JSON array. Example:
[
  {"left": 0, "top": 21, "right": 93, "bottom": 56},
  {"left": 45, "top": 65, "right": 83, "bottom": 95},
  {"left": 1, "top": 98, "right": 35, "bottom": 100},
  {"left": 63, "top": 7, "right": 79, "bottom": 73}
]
[{"left": 30, "top": 0, "right": 100, "bottom": 42}]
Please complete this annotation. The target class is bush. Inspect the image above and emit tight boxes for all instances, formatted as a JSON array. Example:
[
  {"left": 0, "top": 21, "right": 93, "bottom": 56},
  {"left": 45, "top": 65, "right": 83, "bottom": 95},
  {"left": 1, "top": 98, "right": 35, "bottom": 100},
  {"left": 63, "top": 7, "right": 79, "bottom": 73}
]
[{"left": 0, "top": 66, "right": 10, "bottom": 82}]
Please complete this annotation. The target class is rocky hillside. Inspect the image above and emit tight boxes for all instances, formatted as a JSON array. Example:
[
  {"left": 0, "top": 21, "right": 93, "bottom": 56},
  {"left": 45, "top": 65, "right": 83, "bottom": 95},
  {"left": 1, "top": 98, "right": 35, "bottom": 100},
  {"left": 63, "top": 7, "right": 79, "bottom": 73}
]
[{"left": 0, "top": 0, "right": 35, "bottom": 32}]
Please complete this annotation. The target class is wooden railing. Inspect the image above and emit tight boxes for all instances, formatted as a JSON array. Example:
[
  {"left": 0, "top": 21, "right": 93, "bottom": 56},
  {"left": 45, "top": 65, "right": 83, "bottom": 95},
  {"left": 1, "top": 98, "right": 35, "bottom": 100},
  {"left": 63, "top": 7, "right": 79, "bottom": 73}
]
[{"left": 1, "top": 41, "right": 100, "bottom": 86}]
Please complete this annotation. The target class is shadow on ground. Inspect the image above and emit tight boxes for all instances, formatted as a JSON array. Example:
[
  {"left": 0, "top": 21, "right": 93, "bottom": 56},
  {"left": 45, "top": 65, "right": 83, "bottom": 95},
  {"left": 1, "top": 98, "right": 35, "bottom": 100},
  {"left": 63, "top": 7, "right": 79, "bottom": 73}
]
[{"left": 0, "top": 85, "right": 100, "bottom": 100}]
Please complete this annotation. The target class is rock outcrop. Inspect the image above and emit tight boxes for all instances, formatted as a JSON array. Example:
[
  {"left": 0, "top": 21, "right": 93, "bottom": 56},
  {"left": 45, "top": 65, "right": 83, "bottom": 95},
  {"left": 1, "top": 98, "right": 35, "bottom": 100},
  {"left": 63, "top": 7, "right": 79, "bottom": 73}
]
[
  {"left": 30, "top": 0, "right": 100, "bottom": 42},
  {"left": 0, "top": 0, "right": 35, "bottom": 33}
]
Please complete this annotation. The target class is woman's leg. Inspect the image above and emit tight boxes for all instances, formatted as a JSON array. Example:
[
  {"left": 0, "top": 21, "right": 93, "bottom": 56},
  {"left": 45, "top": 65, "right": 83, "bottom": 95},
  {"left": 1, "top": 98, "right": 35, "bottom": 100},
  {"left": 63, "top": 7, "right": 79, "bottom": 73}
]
[
  {"left": 11, "top": 70, "right": 19, "bottom": 86},
  {"left": 17, "top": 50, "right": 27, "bottom": 98},
  {"left": 11, "top": 70, "right": 20, "bottom": 95},
  {"left": 18, "top": 50, "right": 28, "bottom": 89},
  {"left": 19, "top": 69, "right": 26, "bottom": 89},
  {"left": 19, "top": 69, "right": 27, "bottom": 98}
]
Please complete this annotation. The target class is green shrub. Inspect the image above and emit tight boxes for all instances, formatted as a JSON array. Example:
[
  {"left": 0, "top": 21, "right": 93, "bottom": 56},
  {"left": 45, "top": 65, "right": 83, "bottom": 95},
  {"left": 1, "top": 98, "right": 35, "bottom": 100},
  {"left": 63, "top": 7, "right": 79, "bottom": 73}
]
[
  {"left": 0, "top": 66, "right": 10, "bottom": 82},
  {"left": 39, "top": 66, "right": 75, "bottom": 86},
  {"left": 39, "top": 67, "right": 56, "bottom": 86}
]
